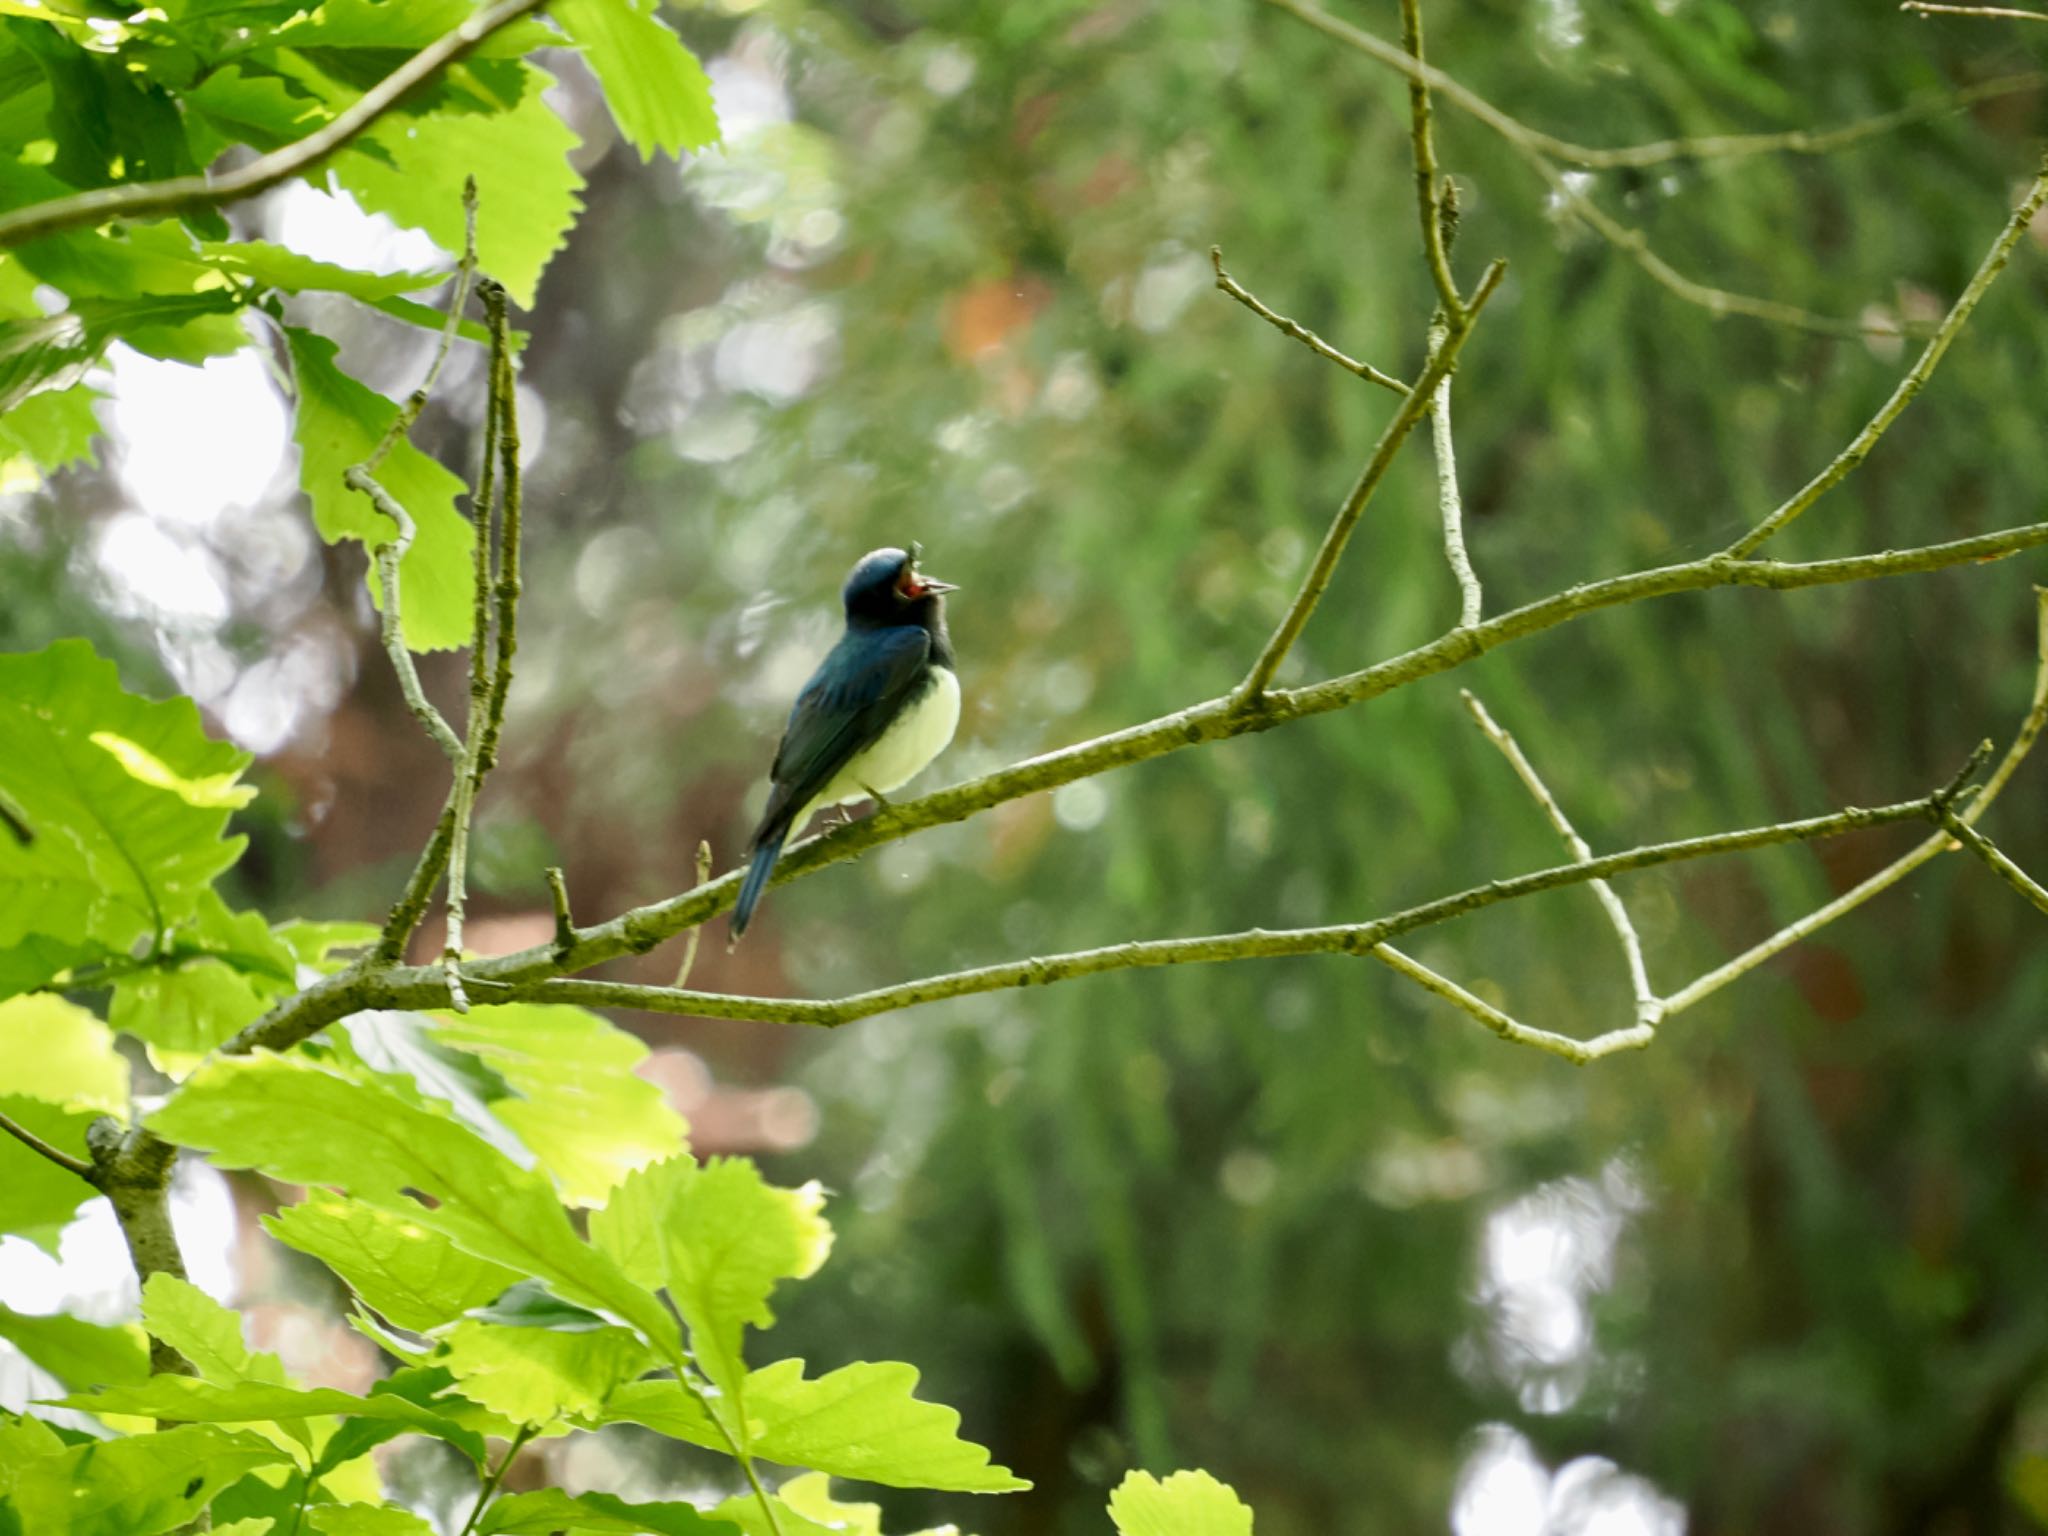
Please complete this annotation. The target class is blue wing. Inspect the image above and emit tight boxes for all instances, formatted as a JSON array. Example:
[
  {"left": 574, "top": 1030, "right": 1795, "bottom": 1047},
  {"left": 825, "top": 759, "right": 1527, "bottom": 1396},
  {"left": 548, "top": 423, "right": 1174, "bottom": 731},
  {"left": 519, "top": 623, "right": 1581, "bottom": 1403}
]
[{"left": 759, "top": 625, "right": 932, "bottom": 837}]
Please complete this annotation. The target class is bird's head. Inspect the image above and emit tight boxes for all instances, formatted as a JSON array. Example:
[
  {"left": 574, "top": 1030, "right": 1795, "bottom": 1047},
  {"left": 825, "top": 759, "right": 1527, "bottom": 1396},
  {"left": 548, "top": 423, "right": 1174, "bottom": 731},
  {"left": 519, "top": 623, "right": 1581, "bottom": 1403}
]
[{"left": 841, "top": 544, "right": 958, "bottom": 625}]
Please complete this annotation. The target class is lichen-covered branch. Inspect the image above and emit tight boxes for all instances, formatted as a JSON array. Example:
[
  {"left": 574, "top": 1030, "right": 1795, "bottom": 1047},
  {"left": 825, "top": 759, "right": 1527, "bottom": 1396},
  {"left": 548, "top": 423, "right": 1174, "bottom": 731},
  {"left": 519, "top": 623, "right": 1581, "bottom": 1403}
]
[
  {"left": 1210, "top": 246, "right": 1409, "bottom": 395},
  {"left": 1727, "top": 160, "right": 2048, "bottom": 556},
  {"left": 1463, "top": 691, "right": 1655, "bottom": 1022},
  {"left": 1239, "top": 259, "right": 1505, "bottom": 701},
  {"left": 1662, "top": 588, "right": 2048, "bottom": 1017}
]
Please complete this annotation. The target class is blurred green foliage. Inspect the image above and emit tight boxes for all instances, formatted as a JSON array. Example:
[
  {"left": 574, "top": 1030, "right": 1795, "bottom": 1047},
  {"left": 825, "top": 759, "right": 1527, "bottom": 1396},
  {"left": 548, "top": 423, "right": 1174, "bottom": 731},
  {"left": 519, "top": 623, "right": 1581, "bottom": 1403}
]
[{"left": 5, "top": 0, "right": 2048, "bottom": 1532}]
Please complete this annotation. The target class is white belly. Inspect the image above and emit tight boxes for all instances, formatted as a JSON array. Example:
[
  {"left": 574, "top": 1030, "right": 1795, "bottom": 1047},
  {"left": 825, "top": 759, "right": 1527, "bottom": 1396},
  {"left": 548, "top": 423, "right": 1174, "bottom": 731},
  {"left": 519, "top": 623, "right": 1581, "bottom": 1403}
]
[{"left": 810, "top": 667, "right": 960, "bottom": 815}]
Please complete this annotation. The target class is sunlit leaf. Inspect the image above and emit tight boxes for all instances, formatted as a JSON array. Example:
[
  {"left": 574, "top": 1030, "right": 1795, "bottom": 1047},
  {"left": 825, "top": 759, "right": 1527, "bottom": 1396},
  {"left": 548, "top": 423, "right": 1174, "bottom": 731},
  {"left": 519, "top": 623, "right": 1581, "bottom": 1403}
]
[
  {"left": 0, "top": 1095, "right": 98, "bottom": 1247},
  {"left": 0, "top": 639, "right": 251, "bottom": 956},
  {"left": 201, "top": 241, "right": 450, "bottom": 304},
  {"left": 141, "top": 1274, "right": 288, "bottom": 1388},
  {"left": 426, "top": 1002, "right": 687, "bottom": 1204},
  {"left": 285, "top": 326, "right": 474, "bottom": 652},
  {"left": 334, "top": 61, "right": 584, "bottom": 308},
  {"left": 554, "top": 0, "right": 718, "bottom": 159},
  {"left": 438, "top": 1316, "right": 651, "bottom": 1425},
  {"left": 306, "top": 1505, "right": 436, "bottom": 1536},
  {"left": 50, "top": 1378, "right": 477, "bottom": 1447},
  {"left": 0, "top": 380, "right": 100, "bottom": 474},
  {"left": 0, "top": 1303, "right": 149, "bottom": 1393},
  {"left": 1107, "top": 1470, "right": 1254, "bottom": 1536},
  {"left": 0, "top": 1421, "right": 287, "bottom": 1536},
  {"left": 660, "top": 1158, "right": 833, "bottom": 1410},
  {"left": 263, "top": 1189, "right": 518, "bottom": 1333},
  {"left": 150, "top": 1054, "right": 679, "bottom": 1354},
  {"left": 744, "top": 1358, "right": 1028, "bottom": 1492},
  {"left": 0, "top": 992, "right": 128, "bottom": 1114},
  {"left": 479, "top": 1488, "right": 738, "bottom": 1536}
]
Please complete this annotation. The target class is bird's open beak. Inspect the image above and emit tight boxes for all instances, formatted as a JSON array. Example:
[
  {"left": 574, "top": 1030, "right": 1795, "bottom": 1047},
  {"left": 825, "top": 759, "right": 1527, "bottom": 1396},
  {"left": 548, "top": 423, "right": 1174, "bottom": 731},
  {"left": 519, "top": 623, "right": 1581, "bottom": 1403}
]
[{"left": 918, "top": 575, "right": 959, "bottom": 595}]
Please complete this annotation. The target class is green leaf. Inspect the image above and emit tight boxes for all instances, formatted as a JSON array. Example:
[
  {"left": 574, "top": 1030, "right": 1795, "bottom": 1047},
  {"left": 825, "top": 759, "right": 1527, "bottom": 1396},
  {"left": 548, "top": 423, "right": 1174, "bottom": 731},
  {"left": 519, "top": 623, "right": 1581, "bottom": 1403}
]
[
  {"left": 110, "top": 960, "right": 267, "bottom": 1074},
  {"left": 112, "top": 892, "right": 299, "bottom": 1071},
  {"left": 0, "top": 1422, "right": 287, "bottom": 1536},
  {"left": 590, "top": 1376, "right": 725, "bottom": 1452},
  {"left": 185, "top": 64, "right": 325, "bottom": 151},
  {"left": 662, "top": 1159, "right": 833, "bottom": 1410},
  {"left": 1107, "top": 1470, "right": 1254, "bottom": 1536},
  {"left": 0, "top": 1304, "right": 149, "bottom": 1392},
  {"left": 588, "top": 1158, "right": 675, "bottom": 1290},
  {"left": 0, "top": 1096, "right": 97, "bottom": 1246},
  {"left": 438, "top": 1317, "right": 651, "bottom": 1425},
  {"left": 141, "top": 1274, "right": 288, "bottom": 1387},
  {"left": 306, "top": 1506, "right": 435, "bottom": 1536},
  {"left": 777, "top": 1472, "right": 883, "bottom": 1536},
  {"left": 480, "top": 1489, "right": 738, "bottom": 1536},
  {"left": 426, "top": 1002, "right": 688, "bottom": 1204},
  {"left": 0, "top": 311, "right": 93, "bottom": 415},
  {"left": 708, "top": 1478, "right": 844, "bottom": 1536},
  {"left": 744, "top": 1359, "right": 1028, "bottom": 1492},
  {"left": 0, "top": 639, "right": 251, "bottom": 955},
  {"left": 284, "top": 326, "right": 474, "bottom": 652},
  {"left": 201, "top": 241, "right": 450, "bottom": 303},
  {"left": 0, "top": 380, "right": 100, "bottom": 475},
  {"left": 0, "top": 992, "right": 128, "bottom": 1113},
  {"left": 334, "top": 61, "right": 584, "bottom": 308},
  {"left": 209, "top": 1522, "right": 280, "bottom": 1536},
  {"left": 263, "top": 1189, "right": 518, "bottom": 1333},
  {"left": 272, "top": 920, "right": 379, "bottom": 974},
  {"left": 49, "top": 1378, "right": 475, "bottom": 1448},
  {"left": 554, "top": 0, "right": 718, "bottom": 159},
  {"left": 149, "top": 1054, "right": 680, "bottom": 1354}
]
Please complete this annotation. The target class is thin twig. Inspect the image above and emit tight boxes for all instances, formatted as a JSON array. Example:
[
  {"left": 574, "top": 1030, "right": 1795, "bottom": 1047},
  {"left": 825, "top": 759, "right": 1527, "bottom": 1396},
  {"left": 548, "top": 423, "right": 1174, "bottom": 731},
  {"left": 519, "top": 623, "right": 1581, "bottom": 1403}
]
[
  {"left": 1263, "top": 0, "right": 2042, "bottom": 169},
  {"left": 0, "top": 0, "right": 549, "bottom": 249},
  {"left": 475, "top": 281, "right": 524, "bottom": 776},
  {"left": 0, "top": 1109, "right": 92, "bottom": 1179},
  {"left": 356, "top": 786, "right": 1953, "bottom": 1030},
  {"left": 457, "top": 1424, "right": 536, "bottom": 1536},
  {"left": 1428, "top": 321, "right": 1481, "bottom": 627},
  {"left": 1935, "top": 806, "right": 2048, "bottom": 917},
  {"left": 1210, "top": 247, "right": 1409, "bottom": 394},
  {"left": 1902, "top": 1, "right": 2048, "bottom": 18},
  {"left": 1463, "top": 691, "right": 1656, "bottom": 1024},
  {"left": 345, "top": 482, "right": 464, "bottom": 763},
  {"left": 1269, "top": 0, "right": 1945, "bottom": 339},
  {"left": 674, "top": 841, "right": 714, "bottom": 987},
  {"left": 366, "top": 179, "right": 480, "bottom": 476},
  {"left": 1727, "top": 159, "right": 2048, "bottom": 556},
  {"left": 547, "top": 867, "right": 577, "bottom": 959},
  {"left": 1239, "top": 258, "right": 1506, "bottom": 701},
  {"left": 1662, "top": 588, "right": 2048, "bottom": 1017},
  {"left": 1399, "top": 0, "right": 1462, "bottom": 317},
  {"left": 1370, "top": 943, "right": 1654, "bottom": 1064}
]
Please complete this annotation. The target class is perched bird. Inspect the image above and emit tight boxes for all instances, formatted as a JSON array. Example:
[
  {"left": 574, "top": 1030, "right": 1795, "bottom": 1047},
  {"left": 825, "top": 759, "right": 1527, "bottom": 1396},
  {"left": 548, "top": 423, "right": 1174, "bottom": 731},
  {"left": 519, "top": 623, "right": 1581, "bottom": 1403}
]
[{"left": 731, "top": 545, "right": 960, "bottom": 939}]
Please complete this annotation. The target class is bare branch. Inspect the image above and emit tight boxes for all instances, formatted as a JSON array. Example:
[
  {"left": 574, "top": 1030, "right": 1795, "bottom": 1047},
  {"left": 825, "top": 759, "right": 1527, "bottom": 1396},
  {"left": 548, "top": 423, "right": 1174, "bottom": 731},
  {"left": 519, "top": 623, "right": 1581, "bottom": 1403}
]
[
  {"left": 0, "top": 1108, "right": 92, "bottom": 1179},
  {"left": 1399, "top": 0, "right": 1462, "bottom": 316},
  {"left": 1936, "top": 805, "right": 2048, "bottom": 918},
  {"left": 347, "top": 485, "right": 464, "bottom": 763},
  {"left": 1463, "top": 691, "right": 1655, "bottom": 1022},
  {"left": 1428, "top": 322, "right": 1481, "bottom": 627},
  {"left": 214, "top": 513, "right": 2042, "bottom": 1029},
  {"left": 1210, "top": 247, "right": 1409, "bottom": 395},
  {"left": 674, "top": 840, "right": 714, "bottom": 988},
  {"left": 1727, "top": 160, "right": 2048, "bottom": 555},
  {"left": 352, "top": 786, "right": 1949, "bottom": 1031},
  {"left": 1902, "top": 1, "right": 2048, "bottom": 18},
  {"left": 0, "top": 0, "right": 550, "bottom": 250},
  {"left": 547, "top": 866, "right": 577, "bottom": 959},
  {"left": 1662, "top": 588, "right": 2048, "bottom": 1017},
  {"left": 1269, "top": 0, "right": 1962, "bottom": 338},
  {"left": 1240, "top": 259, "right": 1506, "bottom": 701},
  {"left": 1369, "top": 943, "right": 1654, "bottom": 1064}
]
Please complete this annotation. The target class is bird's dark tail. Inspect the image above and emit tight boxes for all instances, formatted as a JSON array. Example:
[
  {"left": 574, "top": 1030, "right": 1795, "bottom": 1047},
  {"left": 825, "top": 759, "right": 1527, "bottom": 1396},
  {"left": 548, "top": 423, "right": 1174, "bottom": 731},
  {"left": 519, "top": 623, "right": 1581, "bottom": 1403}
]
[{"left": 731, "top": 819, "right": 790, "bottom": 940}]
